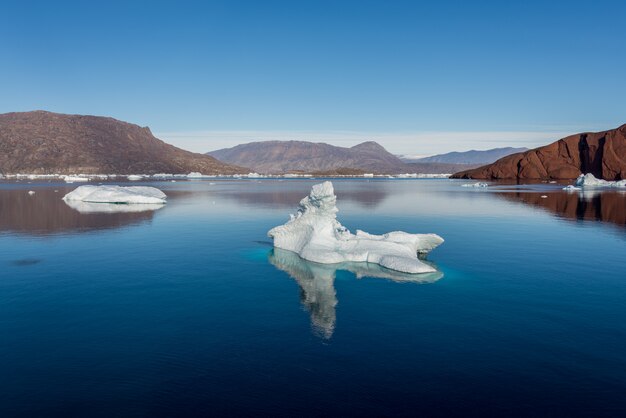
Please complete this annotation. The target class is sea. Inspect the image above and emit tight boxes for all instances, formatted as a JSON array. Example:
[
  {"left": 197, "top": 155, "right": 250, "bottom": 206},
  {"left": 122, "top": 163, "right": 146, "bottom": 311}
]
[{"left": 1, "top": 178, "right": 625, "bottom": 416}]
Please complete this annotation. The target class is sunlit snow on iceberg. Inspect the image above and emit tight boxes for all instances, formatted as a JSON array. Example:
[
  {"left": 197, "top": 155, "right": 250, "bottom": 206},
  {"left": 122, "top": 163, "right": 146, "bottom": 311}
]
[
  {"left": 268, "top": 181, "right": 443, "bottom": 274},
  {"left": 63, "top": 185, "right": 167, "bottom": 204}
]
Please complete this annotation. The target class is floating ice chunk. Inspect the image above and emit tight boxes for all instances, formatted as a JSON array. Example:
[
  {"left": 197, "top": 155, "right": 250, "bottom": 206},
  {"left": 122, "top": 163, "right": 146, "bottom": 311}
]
[
  {"left": 187, "top": 172, "right": 204, "bottom": 179},
  {"left": 363, "top": 173, "right": 374, "bottom": 178},
  {"left": 574, "top": 173, "right": 626, "bottom": 188},
  {"left": 268, "top": 181, "right": 443, "bottom": 274},
  {"left": 541, "top": 195, "right": 548, "bottom": 198},
  {"left": 563, "top": 185, "right": 581, "bottom": 191},
  {"left": 28, "top": 190, "right": 35, "bottom": 195},
  {"left": 63, "top": 175, "right": 90, "bottom": 183},
  {"left": 247, "top": 172, "right": 262, "bottom": 178},
  {"left": 461, "top": 182, "right": 489, "bottom": 188},
  {"left": 127, "top": 175, "right": 143, "bottom": 181},
  {"left": 63, "top": 185, "right": 167, "bottom": 204}
]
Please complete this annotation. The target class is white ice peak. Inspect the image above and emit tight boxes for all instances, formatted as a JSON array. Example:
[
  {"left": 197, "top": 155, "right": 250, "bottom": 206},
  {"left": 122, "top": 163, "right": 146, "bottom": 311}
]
[{"left": 268, "top": 181, "right": 444, "bottom": 274}]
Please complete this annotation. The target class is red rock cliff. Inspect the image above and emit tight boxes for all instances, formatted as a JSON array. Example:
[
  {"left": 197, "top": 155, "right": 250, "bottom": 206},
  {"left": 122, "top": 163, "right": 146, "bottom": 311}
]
[{"left": 451, "top": 124, "right": 626, "bottom": 180}]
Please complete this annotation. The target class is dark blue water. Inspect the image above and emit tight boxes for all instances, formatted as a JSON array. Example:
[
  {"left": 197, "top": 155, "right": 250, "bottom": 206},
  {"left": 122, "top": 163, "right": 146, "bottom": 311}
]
[{"left": 1, "top": 179, "right": 625, "bottom": 416}]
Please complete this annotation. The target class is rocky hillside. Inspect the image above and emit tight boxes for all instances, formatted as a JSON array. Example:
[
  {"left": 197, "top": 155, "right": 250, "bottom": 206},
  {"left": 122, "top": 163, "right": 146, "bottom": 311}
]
[
  {"left": 0, "top": 111, "right": 245, "bottom": 175},
  {"left": 208, "top": 140, "right": 407, "bottom": 174},
  {"left": 451, "top": 124, "right": 626, "bottom": 180}
]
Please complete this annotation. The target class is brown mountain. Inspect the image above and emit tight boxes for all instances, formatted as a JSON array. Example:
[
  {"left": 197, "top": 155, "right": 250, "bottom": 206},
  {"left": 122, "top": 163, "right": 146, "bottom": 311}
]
[
  {"left": 0, "top": 111, "right": 245, "bottom": 175},
  {"left": 207, "top": 140, "right": 407, "bottom": 174},
  {"left": 208, "top": 140, "right": 477, "bottom": 174},
  {"left": 452, "top": 124, "right": 626, "bottom": 180}
]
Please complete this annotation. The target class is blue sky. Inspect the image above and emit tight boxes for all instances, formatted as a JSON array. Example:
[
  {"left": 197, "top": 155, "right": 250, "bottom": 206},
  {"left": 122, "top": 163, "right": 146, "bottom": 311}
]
[{"left": 1, "top": 0, "right": 625, "bottom": 154}]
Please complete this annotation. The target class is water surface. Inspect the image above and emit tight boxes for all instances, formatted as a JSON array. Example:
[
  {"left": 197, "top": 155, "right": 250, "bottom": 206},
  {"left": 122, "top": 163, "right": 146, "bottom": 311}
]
[{"left": 1, "top": 179, "right": 625, "bottom": 416}]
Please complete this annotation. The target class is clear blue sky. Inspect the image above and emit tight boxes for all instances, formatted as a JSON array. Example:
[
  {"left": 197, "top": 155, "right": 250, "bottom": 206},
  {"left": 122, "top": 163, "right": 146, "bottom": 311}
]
[{"left": 1, "top": 0, "right": 625, "bottom": 153}]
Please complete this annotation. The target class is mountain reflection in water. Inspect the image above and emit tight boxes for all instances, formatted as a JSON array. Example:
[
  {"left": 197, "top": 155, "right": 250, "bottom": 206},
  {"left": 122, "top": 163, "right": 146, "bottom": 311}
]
[
  {"left": 497, "top": 190, "right": 626, "bottom": 227},
  {"left": 0, "top": 188, "right": 161, "bottom": 235},
  {"left": 222, "top": 182, "right": 388, "bottom": 209},
  {"left": 268, "top": 248, "right": 443, "bottom": 339}
]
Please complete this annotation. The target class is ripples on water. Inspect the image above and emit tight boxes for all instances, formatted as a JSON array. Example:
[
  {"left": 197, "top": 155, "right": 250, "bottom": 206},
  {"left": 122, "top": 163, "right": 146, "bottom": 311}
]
[{"left": 1, "top": 178, "right": 625, "bottom": 416}]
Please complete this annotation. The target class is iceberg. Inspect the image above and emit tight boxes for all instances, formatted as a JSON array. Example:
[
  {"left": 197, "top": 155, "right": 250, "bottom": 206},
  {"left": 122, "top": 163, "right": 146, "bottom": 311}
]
[
  {"left": 574, "top": 173, "right": 626, "bottom": 188},
  {"left": 63, "top": 175, "right": 90, "bottom": 183},
  {"left": 268, "top": 181, "right": 443, "bottom": 274},
  {"left": 461, "top": 182, "right": 489, "bottom": 188},
  {"left": 127, "top": 175, "right": 143, "bottom": 181},
  {"left": 63, "top": 185, "right": 167, "bottom": 204}
]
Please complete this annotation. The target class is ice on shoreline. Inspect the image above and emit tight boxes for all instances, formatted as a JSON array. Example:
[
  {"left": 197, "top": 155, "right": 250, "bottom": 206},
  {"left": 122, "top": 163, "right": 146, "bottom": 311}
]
[
  {"left": 63, "top": 185, "right": 167, "bottom": 204},
  {"left": 268, "top": 181, "right": 443, "bottom": 274}
]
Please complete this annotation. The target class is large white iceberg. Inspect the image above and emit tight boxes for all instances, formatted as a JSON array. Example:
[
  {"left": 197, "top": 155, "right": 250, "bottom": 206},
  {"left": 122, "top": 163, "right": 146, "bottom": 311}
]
[
  {"left": 574, "top": 173, "right": 626, "bottom": 188},
  {"left": 63, "top": 185, "right": 167, "bottom": 204},
  {"left": 268, "top": 181, "right": 443, "bottom": 274}
]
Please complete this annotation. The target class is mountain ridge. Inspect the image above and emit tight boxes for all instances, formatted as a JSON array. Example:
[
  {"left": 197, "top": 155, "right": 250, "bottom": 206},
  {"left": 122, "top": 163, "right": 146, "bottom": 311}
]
[
  {"left": 207, "top": 140, "right": 407, "bottom": 173},
  {"left": 404, "top": 147, "right": 528, "bottom": 165},
  {"left": 451, "top": 125, "right": 626, "bottom": 180},
  {"left": 0, "top": 111, "right": 246, "bottom": 175}
]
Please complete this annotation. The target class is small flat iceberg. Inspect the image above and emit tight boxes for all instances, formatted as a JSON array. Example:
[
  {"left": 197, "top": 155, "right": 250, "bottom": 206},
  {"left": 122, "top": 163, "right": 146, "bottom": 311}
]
[
  {"left": 268, "top": 181, "right": 443, "bottom": 274},
  {"left": 461, "top": 182, "right": 489, "bottom": 188},
  {"left": 574, "top": 173, "right": 626, "bottom": 188},
  {"left": 63, "top": 175, "right": 90, "bottom": 183},
  {"left": 63, "top": 185, "right": 167, "bottom": 204}
]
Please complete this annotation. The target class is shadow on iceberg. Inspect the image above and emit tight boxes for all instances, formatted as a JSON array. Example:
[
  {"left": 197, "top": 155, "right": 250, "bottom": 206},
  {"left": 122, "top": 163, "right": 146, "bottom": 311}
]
[{"left": 268, "top": 248, "right": 443, "bottom": 339}]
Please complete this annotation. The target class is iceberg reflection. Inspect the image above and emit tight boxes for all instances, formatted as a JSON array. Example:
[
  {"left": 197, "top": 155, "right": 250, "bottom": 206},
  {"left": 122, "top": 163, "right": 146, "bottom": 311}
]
[
  {"left": 64, "top": 200, "right": 165, "bottom": 214},
  {"left": 268, "top": 248, "right": 443, "bottom": 339}
]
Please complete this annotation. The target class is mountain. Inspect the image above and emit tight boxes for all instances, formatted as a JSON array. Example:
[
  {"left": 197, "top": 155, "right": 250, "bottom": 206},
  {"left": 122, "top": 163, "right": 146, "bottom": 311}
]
[
  {"left": 208, "top": 140, "right": 407, "bottom": 173},
  {"left": 0, "top": 111, "right": 245, "bottom": 175},
  {"left": 401, "top": 147, "right": 528, "bottom": 165},
  {"left": 451, "top": 124, "right": 626, "bottom": 180}
]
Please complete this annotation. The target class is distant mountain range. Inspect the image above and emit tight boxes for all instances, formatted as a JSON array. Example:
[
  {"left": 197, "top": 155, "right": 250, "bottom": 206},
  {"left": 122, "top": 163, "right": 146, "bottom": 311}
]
[
  {"left": 451, "top": 124, "right": 626, "bottom": 180},
  {"left": 208, "top": 140, "right": 480, "bottom": 174},
  {"left": 0, "top": 111, "right": 244, "bottom": 175},
  {"left": 400, "top": 147, "right": 528, "bottom": 165}
]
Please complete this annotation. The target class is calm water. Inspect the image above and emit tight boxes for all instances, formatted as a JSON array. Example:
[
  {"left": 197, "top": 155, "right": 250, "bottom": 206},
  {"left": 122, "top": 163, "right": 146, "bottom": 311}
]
[{"left": 1, "top": 179, "right": 625, "bottom": 416}]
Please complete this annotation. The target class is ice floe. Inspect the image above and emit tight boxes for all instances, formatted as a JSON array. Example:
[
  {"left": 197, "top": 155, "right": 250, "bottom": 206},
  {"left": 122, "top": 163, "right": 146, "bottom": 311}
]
[
  {"left": 574, "top": 173, "right": 626, "bottom": 188},
  {"left": 461, "top": 182, "right": 489, "bottom": 188},
  {"left": 63, "top": 185, "right": 167, "bottom": 204},
  {"left": 63, "top": 175, "right": 90, "bottom": 183},
  {"left": 268, "top": 181, "right": 443, "bottom": 274}
]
